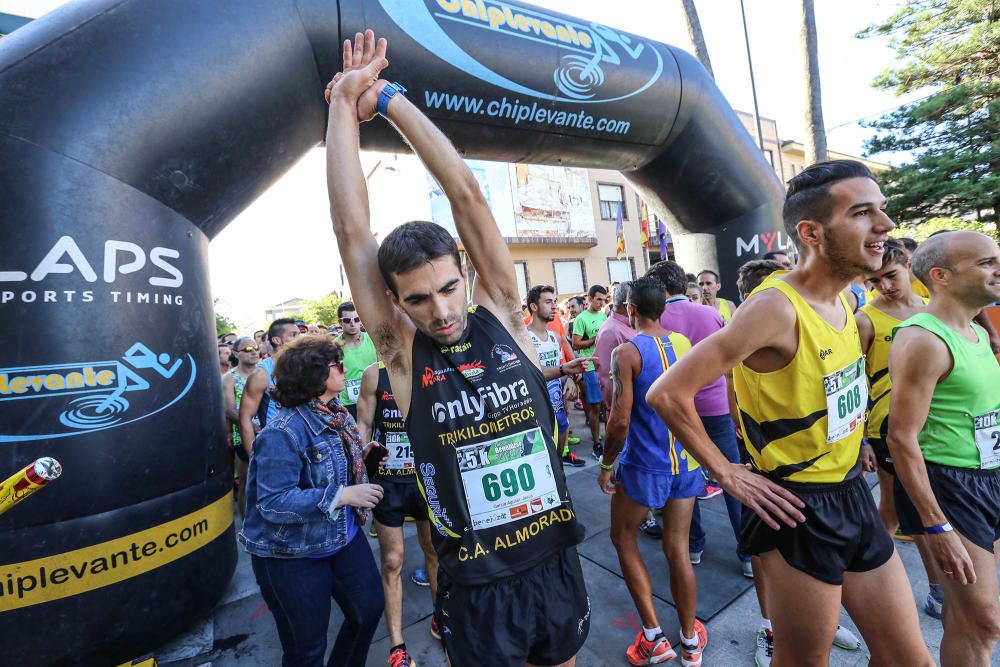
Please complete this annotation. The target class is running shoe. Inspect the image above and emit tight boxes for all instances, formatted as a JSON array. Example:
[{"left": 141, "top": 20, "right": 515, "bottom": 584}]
[
  {"left": 924, "top": 591, "right": 943, "bottom": 619},
  {"left": 567, "top": 435, "right": 582, "bottom": 445},
  {"left": 625, "top": 631, "right": 675, "bottom": 665},
  {"left": 690, "top": 550, "right": 703, "bottom": 565},
  {"left": 680, "top": 619, "right": 709, "bottom": 667},
  {"left": 754, "top": 628, "right": 774, "bottom": 667},
  {"left": 640, "top": 516, "right": 663, "bottom": 539},
  {"left": 893, "top": 528, "right": 913, "bottom": 542},
  {"left": 368, "top": 524, "right": 378, "bottom": 538},
  {"left": 430, "top": 614, "right": 441, "bottom": 640},
  {"left": 574, "top": 399, "right": 584, "bottom": 411},
  {"left": 741, "top": 560, "right": 754, "bottom": 578},
  {"left": 592, "top": 440, "right": 604, "bottom": 460},
  {"left": 832, "top": 625, "right": 861, "bottom": 650},
  {"left": 388, "top": 647, "right": 416, "bottom": 667},
  {"left": 698, "top": 484, "right": 723, "bottom": 500},
  {"left": 411, "top": 568, "right": 429, "bottom": 587},
  {"left": 562, "top": 452, "right": 587, "bottom": 467}
]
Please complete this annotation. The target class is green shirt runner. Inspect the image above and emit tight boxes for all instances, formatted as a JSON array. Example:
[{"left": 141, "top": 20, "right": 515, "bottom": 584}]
[
  {"left": 895, "top": 312, "right": 1000, "bottom": 469},
  {"left": 337, "top": 331, "right": 378, "bottom": 407},
  {"left": 573, "top": 309, "right": 606, "bottom": 371}
]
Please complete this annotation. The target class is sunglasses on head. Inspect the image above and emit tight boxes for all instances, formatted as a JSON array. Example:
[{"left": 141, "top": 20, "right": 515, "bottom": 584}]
[{"left": 340, "top": 316, "right": 361, "bottom": 324}]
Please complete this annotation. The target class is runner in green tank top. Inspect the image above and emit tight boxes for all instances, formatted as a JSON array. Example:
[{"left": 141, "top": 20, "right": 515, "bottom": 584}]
[
  {"left": 887, "top": 231, "right": 1000, "bottom": 667},
  {"left": 335, "top": 301, "right": 378, "bottom": 421}
]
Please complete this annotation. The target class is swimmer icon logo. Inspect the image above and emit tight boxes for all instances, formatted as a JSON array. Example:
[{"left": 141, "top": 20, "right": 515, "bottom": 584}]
[{"left": 0, "top": 342, "right": 196, "bottom": 442}]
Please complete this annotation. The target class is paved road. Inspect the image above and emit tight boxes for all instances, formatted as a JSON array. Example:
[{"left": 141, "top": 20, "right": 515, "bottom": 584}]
[{"left": 156, "top": 409, "right": 996, "bottom": 666}]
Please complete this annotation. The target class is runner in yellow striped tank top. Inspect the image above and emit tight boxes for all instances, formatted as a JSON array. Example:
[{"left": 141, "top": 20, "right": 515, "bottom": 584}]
[
  {"left": 855, "top": 241, "right": 942, "bottom": 621},
  {"left": 646, "top": 160, "right": 933, "bottom": 667}
]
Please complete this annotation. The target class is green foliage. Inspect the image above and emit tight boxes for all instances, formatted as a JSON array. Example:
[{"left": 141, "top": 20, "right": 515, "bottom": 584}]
[
  {"left": 858, "top": 0, "right": 1000, "bottom": 224},
  {"left": 891, "top": 216, "right": 997, "bottom": 242},
  {"left": 214, "top": 300, "right": 237, "bottom": 337},
  {"left": 300, "top": 294, "right": 343, "bottom": 327}
]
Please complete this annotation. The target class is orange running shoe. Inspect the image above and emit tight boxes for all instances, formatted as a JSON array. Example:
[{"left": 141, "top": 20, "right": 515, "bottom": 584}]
[
  {"left": 430, "top": 614, "right": 441, "bottom": 640},
  {"left": 680, "top": 619, "right": 709, "bottom": 667},
  {"left": 388, "top": 647, "right": 416, "bottom": 667},
  {"left": 625, "top": 630, "right": 676, "bottom": 665}
]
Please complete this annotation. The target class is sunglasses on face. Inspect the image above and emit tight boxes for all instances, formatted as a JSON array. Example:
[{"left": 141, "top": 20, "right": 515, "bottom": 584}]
[
  {"left": 237, "top": 346, "right": 256, "bottom": 353},
  {"left": 328, "top": 361, "right": 344, "bottom": 372},
  {"left": 340, "top": 316, "right": 361, "bottom": 324}
]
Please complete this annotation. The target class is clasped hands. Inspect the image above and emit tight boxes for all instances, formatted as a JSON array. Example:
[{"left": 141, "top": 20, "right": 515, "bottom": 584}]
[{"left": 324, "top": 29, "right": 390, "bottom": 123}]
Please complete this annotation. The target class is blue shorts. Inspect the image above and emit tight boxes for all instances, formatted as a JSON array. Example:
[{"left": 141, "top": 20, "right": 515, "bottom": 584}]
[
  {"left": 581, "top": 370, "right": 602, "bottom": 405},
  {"left": 617, "top": 462, "right": 704, "bottom": 509},
  {"left": 547, "top": 381, "right": 570, "bottom": 435}
]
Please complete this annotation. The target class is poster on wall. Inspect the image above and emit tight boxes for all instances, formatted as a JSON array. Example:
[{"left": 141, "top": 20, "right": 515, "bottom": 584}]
[
  {"left": 428, "top": 160, "right": 517, "bottom": 237},
  {"left": 512, "top": 164, "right": 595, "bottom": 241}
]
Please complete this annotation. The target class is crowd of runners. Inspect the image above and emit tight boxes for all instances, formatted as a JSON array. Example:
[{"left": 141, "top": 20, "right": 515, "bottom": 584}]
[{"left": 221, "top": 30, "right": 1000, "bottom": 667}]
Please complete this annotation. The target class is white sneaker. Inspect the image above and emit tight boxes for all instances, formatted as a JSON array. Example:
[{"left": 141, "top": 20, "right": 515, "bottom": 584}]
[
  {"left": 832, "top": 624, "right": 861, "bottom": 650},
  {"left": 754, "top": 628, "right": 773, "bottom": 667},
  {"left": 741, "top": 560, "right": 754, "bottom": 578},
  {"left": 690, "top": 550, "right": 702, "bottom": 565}
]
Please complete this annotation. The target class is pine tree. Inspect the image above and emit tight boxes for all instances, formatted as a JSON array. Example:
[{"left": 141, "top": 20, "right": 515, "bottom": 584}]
[{"left": 859, "top": 0, "right": 1000, "bottom": 225}]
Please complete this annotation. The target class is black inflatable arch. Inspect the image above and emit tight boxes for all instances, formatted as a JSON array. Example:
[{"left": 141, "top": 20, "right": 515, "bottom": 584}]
[{"left": 0, "top": 0, "right": 783, "bottom": 662}]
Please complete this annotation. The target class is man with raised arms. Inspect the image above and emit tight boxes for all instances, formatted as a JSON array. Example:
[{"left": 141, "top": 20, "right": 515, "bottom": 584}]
[
  {"left": 887, "top": 231, "right": 1000, "bottom": 667},
  {"left": 325, "top": 30, "right": 592, "bottom": 667},
  {"left": 646, "top": 160, "right": 932, "bottom": 666}
]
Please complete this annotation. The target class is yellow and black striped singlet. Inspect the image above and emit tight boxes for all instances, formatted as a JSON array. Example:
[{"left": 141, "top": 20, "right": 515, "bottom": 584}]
[{"left": 734, "top": 278, "right": 868, "bottom": 483}]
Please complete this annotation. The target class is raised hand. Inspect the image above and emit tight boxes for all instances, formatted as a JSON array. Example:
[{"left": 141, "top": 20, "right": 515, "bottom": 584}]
[{"left": 324, "top": 29, "right": 389, "bottom": 123}]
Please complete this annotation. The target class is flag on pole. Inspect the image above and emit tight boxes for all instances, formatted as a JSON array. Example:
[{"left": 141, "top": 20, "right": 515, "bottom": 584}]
[
  {"left": 615, "top": 202, "right": 626, "bottom": 259},
  {"left": 639, "top": 201, "right": 650, "bottom": 248},
  {"left": 655, "top": 215, "right": 669, "bottom": 255}
]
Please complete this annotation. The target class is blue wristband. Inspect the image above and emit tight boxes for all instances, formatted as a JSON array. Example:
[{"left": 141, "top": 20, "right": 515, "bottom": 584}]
[
  {"left": 377, "top": 82, "right": 406, "bottom": 117},
  {"left": 924, "top": 522, "right": 953, "bottom": 534}
]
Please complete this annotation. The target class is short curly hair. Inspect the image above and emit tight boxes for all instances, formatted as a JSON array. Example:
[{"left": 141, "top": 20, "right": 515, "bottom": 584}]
[{"left": 270, "top": 335, "right": 344, "bottom": 408}]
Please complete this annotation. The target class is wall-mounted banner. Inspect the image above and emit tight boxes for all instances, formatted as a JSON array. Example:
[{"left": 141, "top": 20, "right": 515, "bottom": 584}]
[
  {"left": 0, "top": 342, "right": 196, "bottom": 443},
  {"left": 373, "top": 0, "right": 673, "bottom": 144}
]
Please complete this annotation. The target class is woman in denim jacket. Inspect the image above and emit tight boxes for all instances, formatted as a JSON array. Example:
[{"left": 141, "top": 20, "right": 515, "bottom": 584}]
[{"left": 239, "top": 335, "right": 385, "bottom": 667}]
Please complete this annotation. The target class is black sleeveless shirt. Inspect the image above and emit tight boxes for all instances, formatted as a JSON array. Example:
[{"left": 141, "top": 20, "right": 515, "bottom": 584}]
[
  {"left": 407, "top": 305, "right": 584, "bottom": 585},
  {"left": 374, "top": 365, "right": 415, "bottom": 482}
]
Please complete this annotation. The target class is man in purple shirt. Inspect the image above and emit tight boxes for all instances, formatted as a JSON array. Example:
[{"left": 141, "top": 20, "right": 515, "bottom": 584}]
[{"left": 647, "top": 261, "right": 752, "bottom": 577}]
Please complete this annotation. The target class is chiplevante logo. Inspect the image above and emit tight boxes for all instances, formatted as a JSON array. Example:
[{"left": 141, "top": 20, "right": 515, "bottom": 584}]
[
  {"left": 0, "top": 342, "right": 196, "bottom": 442},
  {"left": 379, "top": 0, "right": 663, "bottom": 103}
]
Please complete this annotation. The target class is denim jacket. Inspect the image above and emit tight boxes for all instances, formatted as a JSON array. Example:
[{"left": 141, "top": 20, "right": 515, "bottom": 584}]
[{"left": 238, "top": 404, "right": 352, "bottom": 557}]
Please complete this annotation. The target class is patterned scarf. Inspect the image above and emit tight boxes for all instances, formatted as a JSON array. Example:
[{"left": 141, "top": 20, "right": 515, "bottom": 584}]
[{"left": 307, "top": 397, "right": 370, "bottom": 525}]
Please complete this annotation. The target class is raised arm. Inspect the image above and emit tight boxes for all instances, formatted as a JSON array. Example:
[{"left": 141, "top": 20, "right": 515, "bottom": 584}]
[
  {"left": 356, "top": 362, "right": 379, "bottom": 445},
  {"left": 380, "top": 84, "right": 520, "bottom": 322},
  {"left": 325, "top": 32, "right": 413, "bottom": 366},
  {"left": 646, "top": 291, "right": 806, "bottom": 528},
  {"left": 887, "top": 327, "right": 976, "bottom": 584}
]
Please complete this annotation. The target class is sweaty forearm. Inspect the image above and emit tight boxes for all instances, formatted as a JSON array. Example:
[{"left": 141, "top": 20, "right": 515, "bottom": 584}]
[
  {"left": 325, "top": 98, "right": 370, "bottom": 236},
  {"left": 651, "top": 393, "right": 732, "bottom": 480}
]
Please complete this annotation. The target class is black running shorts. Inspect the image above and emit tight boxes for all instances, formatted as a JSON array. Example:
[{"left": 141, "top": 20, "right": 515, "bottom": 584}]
[
  {"left": 868, "top": 437, "right": 894, "bottom": 475},
  {"left": 373, "top": 478, "right": 428, "bottom": 528},
  {"left": 436, "top": 546, "right": 590, "bottom": 667},
  {"left": 894, "top": 463, "right": 1000, "bottom": 553},
  {"left": 739, "top": 473, "right": 894, "bottom": 585}
]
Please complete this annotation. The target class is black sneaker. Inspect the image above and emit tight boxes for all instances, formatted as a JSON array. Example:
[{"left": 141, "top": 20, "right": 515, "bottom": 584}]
[
  {"left": 562, "top": 452, "right": 587, "bottom": 467},
  {"left": 640, "top": 516, "right": 663, "bottom": 539},
  {"left": 592, "top": 440, "right": 604, "bottom": 460}
]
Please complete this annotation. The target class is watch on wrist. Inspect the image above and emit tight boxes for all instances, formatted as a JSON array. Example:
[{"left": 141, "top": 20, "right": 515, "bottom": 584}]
[{"left": 377, "top": 81, "right": 407, "bottom": 117}]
